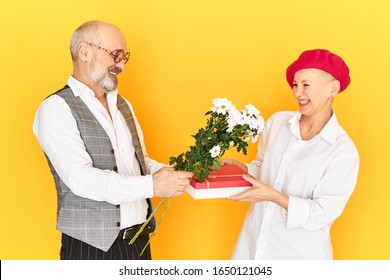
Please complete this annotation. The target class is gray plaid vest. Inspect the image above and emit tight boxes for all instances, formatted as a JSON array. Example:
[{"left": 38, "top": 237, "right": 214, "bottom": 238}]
[{"left": 45, "top": 86, "right": 154, "bottom": 252}]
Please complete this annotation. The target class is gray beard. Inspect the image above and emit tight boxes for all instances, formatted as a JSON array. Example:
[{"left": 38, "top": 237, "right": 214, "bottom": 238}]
[{"left": 88, "top": 60, "right": 118, "bottom": 92}]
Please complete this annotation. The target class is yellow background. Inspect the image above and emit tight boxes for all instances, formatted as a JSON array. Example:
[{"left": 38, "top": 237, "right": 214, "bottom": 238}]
[{"left": 1, "top": 0, "right": 389, "bottom": 260}]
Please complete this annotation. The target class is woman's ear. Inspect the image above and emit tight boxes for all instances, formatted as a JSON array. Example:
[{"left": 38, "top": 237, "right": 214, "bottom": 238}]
[{"left": 330, "top": 80, "right": 341, "bottom": 97}]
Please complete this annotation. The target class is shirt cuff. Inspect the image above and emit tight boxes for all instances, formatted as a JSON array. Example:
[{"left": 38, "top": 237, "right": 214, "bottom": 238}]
[
  {"left": 284, "top": 196, "right": 310, "bottom": 229},
  {"left": 245, "top": 163, "right": 261, "bottom": 178},
  {"left": 143, "top": 174, "right": 154, "bottom": 198}
]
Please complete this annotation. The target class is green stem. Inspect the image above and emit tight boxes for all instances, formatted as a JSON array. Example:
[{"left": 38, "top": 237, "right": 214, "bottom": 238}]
[
  {"left": 155, "top": 197, "right": 172, "bottom": 233},
  {"left": 139, "top": 197, "right": 172, "bottom": 256},
  {"left": 129, "top": 198, "right": 166, "bottom": 245}
]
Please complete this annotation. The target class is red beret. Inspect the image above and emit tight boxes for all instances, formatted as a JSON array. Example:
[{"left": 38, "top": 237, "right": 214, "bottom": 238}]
[{"left": 286, "top": 49, "right": 351, "bottom": 93}]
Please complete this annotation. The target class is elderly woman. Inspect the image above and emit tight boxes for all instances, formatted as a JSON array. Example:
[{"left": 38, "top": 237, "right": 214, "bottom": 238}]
[{"left": 224, "top": 49, "right": 360, "bottom": 259}]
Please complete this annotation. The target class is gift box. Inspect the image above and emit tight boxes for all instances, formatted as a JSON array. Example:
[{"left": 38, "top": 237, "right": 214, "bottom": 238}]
[{"left": 186, "top": 164, "right": 252, "bottom": 199}]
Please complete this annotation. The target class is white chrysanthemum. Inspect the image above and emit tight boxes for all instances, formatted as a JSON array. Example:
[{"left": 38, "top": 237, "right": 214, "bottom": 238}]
[
  {"left": 248, "top": 116, "right": 260, "bottom": 130},
  {"left": 237, "top": 110, "right": 251, "bottom": 126},
  {"left": 226, "top": 109, "right": 241, "bottom": 132},
  {"left": 257, "top": 116, "right": 265, "bottom": 132},
  {"left": 226, "top": 126, "right": 234, "bottom": 133},
  {"left": 209, "top": 145, "right": 221, "bottom": 158},
  {"left": 245, "top": 103, "right": 260, "bottom": 117},
  {"left": 211, "top": 98, "right": 235, "bottom": 115},
  {"left": 251, "top": 134, "right": 259, "bottom": 143}
]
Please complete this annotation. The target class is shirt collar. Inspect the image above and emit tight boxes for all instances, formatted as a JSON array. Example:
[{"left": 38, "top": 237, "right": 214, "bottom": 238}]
[
  {"left": 287, "top": 110, "right": 340, "bottom": 145},
  {"left": 319, "top": 111, "right": 339, "bottom": 145},
  {"left": 287, "top": 112, "right": 302, "bottom": 139}
]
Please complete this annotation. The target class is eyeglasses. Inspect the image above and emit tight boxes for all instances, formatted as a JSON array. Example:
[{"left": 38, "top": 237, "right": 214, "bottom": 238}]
[{"left": 87, "top": 43, "right": 130, "bottom": 64}]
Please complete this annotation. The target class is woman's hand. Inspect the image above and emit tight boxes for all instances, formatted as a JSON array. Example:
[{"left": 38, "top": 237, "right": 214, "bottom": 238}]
[{"left": 228, "top": 174, "right": 289, "bottom": 209}]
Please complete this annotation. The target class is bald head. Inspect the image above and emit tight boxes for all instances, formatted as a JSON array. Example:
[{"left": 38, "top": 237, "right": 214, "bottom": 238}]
[
  {"left": 70, "top": 20, "right": 125, "bottom": 63},
  {"left": 69, "top": 20, "right": 128, "bottom": 96}
]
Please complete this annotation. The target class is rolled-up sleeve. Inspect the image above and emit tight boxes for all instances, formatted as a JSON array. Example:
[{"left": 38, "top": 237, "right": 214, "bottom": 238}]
[{"left": 284, "top": 148, "right": 359, "bottom": 230}]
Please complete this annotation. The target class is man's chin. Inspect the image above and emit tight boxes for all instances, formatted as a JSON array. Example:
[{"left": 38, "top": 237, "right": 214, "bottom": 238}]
[{"left": 99, "top": 80, "right": 118, "bottom": 92}]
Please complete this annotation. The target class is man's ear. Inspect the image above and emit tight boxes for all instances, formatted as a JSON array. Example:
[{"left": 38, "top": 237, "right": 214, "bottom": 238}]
[{"left": 78, "top": 42, "right": 91, "bottom": 63}]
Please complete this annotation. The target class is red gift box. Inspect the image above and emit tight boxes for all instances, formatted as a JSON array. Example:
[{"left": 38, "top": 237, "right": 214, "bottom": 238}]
[
  {"left": 190, "top": 164, "right": 252, "bottom": 189},
  {"left": 186, "top": 164, "right": 252, "bottom": 199}
]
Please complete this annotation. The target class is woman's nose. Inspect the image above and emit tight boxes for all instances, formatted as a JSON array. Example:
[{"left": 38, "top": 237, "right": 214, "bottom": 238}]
[{"left": 293, "top": 87, "right": 302, "bottom": 97}]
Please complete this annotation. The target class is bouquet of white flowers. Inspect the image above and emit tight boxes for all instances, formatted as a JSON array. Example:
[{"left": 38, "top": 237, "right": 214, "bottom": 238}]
[
  {"left": 130, "top": 98, "right": 264, "bottom": 254},
  {"left": 170, "top": 97, "right": 265, "bottom": 182}
]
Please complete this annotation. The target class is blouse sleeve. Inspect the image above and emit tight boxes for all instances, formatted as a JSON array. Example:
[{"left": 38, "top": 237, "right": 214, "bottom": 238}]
[{"left": 285, "top": 144, "right": 360, "bottom": 230}]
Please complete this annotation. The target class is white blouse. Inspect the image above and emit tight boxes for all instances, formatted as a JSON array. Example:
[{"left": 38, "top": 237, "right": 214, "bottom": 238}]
[{"left": 232, "top": 111, "right": 360, "bottom": 259}]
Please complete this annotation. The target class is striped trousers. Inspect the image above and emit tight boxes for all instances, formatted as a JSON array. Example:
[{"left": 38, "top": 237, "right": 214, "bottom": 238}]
[{"left": 60, "top": 233, "right": 152, "bottom": 260}]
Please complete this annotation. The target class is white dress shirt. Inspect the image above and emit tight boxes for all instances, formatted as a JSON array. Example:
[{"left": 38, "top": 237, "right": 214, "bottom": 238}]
[
  {"left": 232, "top": 111, "right": 359, "bottom": 260},
  {"left": 33, "top": 76, "right": 164, "bottom": 229}
]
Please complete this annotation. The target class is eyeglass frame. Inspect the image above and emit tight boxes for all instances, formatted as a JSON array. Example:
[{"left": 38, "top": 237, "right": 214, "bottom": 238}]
[{"left": 87, "top": 43, "right": 130, "bottom": 64}]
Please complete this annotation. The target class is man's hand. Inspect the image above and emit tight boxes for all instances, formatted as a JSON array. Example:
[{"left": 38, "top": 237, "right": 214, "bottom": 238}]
[{"left": 152, "top": 167, "right": 194, "bottom": 197}]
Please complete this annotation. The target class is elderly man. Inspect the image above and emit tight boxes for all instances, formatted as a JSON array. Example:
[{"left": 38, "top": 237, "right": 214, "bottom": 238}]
[{"left": 33, "top": 20, "right": 193, "bottom": 260}]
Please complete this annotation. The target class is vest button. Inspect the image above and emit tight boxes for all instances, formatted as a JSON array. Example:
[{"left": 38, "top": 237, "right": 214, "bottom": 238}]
[
  {"left": 111, "top": 149, "right": 115, "bottom": 154},
  {"left": 117, "top": 222, "right": 120, "bottom": 227},
  {"left": 113, "top": 166, "right": 118, "bottom": 172}
]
